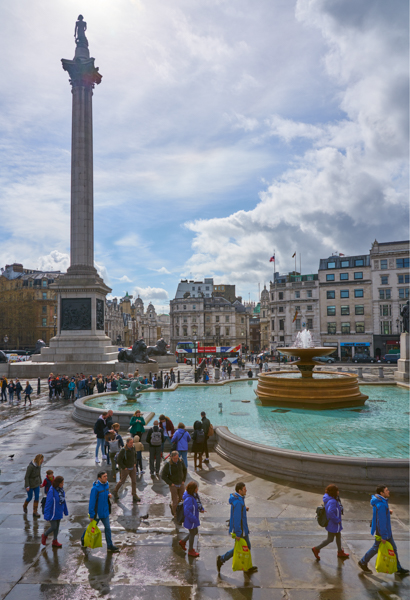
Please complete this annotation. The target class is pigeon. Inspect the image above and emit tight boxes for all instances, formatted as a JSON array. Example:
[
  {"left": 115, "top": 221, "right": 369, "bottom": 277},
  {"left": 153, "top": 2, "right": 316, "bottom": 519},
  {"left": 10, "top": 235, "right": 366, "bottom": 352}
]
[{"left": 8, "top": 455, "right": 14, "bottom": 459}]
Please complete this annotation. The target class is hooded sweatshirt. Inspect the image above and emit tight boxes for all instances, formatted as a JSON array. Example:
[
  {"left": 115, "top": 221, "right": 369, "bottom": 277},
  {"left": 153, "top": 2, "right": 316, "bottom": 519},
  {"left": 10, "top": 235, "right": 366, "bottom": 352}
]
[
  {"left": 228, "top": 492, "right": 249, "bottom": 538},
  {"left": 370, "top": 494, "right": 392, "bottom": 540},
  {"left": 323, "top": 493, "right": 342, "bottom": 533},
  {"left": 88, "top": 479, "right": 111, "bottom": 519}
]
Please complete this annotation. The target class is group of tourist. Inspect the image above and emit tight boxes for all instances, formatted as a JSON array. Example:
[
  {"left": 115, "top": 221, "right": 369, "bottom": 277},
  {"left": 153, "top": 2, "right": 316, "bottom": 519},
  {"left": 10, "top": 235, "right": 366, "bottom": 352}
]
[{"left": 1, "top": 376, "right": 34, "bottom": 405}]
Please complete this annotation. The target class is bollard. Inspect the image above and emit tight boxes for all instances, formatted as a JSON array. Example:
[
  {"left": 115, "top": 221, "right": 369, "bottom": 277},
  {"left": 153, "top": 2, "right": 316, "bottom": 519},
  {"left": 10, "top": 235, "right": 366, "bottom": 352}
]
[
  {"left": 357, "top": 367, "right": 363, "bottom": 378},
  {"left": 37, "top": 377, "right": 41, "bottom": 395},
  {"left": 149, "top": 371, "right": 152, "bottom": 384},
  {"left": 177, "top": 370, "right": 180, "bottom": 383},
  {"left": 161, "top": 370, "right": 163, "bottom": 380},
  {"left": 378, "top": 367, "right": 384, "bottom": 379},
  {"left": 218, "top": 402, "right": 223, "bottom": 412},
  {"left": 337, "top": 367, "right": 342, "bottom": 372},
  {"left": 234, "top": 368, "right": 240, "bottom": 379},
  {"left": 214, "top": 368, "right": 220, "bottom": 381},
  {"left": 276, "top": 367, "right": 280, "bottom": 372}
]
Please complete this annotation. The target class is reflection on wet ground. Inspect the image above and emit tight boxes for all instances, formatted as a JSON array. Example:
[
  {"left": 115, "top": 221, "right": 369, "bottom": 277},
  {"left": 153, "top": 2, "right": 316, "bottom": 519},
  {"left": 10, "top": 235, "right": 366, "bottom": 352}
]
[{"left": 0, "top": 390, "right": 408, "bottom": 599}]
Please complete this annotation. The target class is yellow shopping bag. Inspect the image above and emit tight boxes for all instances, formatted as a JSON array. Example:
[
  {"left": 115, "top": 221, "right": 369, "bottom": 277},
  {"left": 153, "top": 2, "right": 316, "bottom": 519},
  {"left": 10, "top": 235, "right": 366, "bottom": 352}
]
[
  {"left": 374, "top": 535, "right": 397, "bottom": 574},
  {"left": 231, "top": 533, "right": 253, "bottom": 572},
  {"left": 83, "top": 520, "right": 103, "bottom": 549}
]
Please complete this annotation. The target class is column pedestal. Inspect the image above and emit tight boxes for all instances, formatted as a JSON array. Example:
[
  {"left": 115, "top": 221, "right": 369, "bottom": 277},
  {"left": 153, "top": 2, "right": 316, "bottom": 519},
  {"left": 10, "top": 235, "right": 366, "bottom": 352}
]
[{"left": 394, "top": 332, "right": 409, "bottom": 382}]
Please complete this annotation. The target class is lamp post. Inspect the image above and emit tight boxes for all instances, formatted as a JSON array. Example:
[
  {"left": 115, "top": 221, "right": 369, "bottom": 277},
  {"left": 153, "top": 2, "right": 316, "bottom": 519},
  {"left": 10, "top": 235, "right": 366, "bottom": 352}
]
[
  {"left": 193, "top": 334, "right": 197, "bottom": 381},
  {"left": 396, "top": 318, "right": 400, "bottom": 334},
  {"left": 53, "top": 315, "right": 57, "bottom": 337}
]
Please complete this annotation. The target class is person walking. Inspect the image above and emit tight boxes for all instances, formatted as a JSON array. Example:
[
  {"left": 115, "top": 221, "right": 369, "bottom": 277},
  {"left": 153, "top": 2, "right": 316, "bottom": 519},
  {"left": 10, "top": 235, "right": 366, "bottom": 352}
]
[
  {"left": 68, "top": 378, "right": 76, "bottom": 400},
  {"left": 133, "top": 434, "right": 145, "bottom": 475},
  {"left": 171, "top": 423, "right": 191, "bottom": 468},
  {"left": 24, "top": 381, "right": 33, "bottom": 406},
  {"left": 23, "top": 454, "right": 44, "bottom": 517},
  {"left": 358, "top": 485, "right": 409, "bottom": 575},
  {"left": 217, "top": 482, "right": 258, "bottom": 574},
  {"left": 159, "top": 414, "right": 175, "bottom": 455},
  {"left": 179, "top": 481, "right": 204, "bottom": 558},
  {"left": 129, "top": 409, "right": 146, "bottom": 438},
  {"left": 1, "top": 376, "right": 7, "bottom": 402},
  {"left": 201, "top": 411, "right": 211, "bottom": 463},
  {"left": 15, "top": 379, "right": 22, "bottom": 403},
  {"left": 81, "top": 471, "right": 119, "bottom": 553},
  {"left": 94, "top": 412, "right": 108, "bottom": 463},
  {"left": 8, "top": 379, "right": 15, "bottom": 404},
  {"left": 146, "top": 420, "right": 164, "bottom": 477},
  {"left": 191, "top": 421, "right": 205, "bottom": 470},
  {"left": 161, "top": 451, "right": 187, "bottom": 516},
  {"left": 227, "top": 363, "right": 232, "bottom": 379},
  {"left": 107, "top": 425, "right": 124, "bottom": 480},
  {"left": 113, "top": 438, "right": 141, "bottom": 502},
  {"left": 312, "top": 484, "right": 350, "bottom": 561},
  {"left": 42, "top": 476, "right": 68, "bottom": 548}
]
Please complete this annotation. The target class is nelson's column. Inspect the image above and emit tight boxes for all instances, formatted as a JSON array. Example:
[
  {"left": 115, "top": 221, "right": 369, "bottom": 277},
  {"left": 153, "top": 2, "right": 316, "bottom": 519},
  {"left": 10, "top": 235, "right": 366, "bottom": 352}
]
[{"left": 33, "top": 16, "right": 118, "bottom": 370}]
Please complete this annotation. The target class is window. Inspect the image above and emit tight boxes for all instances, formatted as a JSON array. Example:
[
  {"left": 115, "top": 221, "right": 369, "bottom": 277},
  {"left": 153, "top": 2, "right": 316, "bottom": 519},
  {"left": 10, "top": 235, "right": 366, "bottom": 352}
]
[
  {"left": 241, "top": 317, "right": 244, "bottom": 323},
  {"left": 381, "top": 276, "right": 389, "bottom": 285},
  {"left": 205, "top": 330, "right": 211, "bottom": 336},
  {"left": 340, "top": 273, "right": 349, "bottom": 280},
  {"left": 192, "top": 305, "right": 196, "bottom": 310},
  {"left": 326, "top": 274, "right": 335, "bottom": 281},
  {"left": 262, "top": 311, "right": 265, "bottom": 318},
  {"left": 279, "top": 319, "right": 285, "bottom": 330},
  {"left": 355, "top": 322, "right": 365, "bottom": 333},
  {"left": 379, "top": 290, "right": 385, "bottom": 300},
  {"left": 183, "top": 317, "right": 187, "bottom": 323},
  {"left": 183, "top": 327, "right": 188, "bottom": 337},
  {"left": 341, "top": 306, "right": 350, "bottom": 315},
  {"left": 307, "top": 290, "right": 312, "bottom": 298},
  {"left": 341, "top": 260, "right": 349, "bottom": 268},
  {"left": 192, "top": 287, "right": 195, "bottom": 291},
  {"left": 381, "top": 321, "right": 391, "bottom": 335},
  {"left": 279, "top": 292, "right": 284, "bottom": 300},
  {"left": 398, "top": 274, "right": 410, "bottom": 284},
  {"left": 176, "top": 327, "right": 179, "bottom": 336},
  {"left": 307, "top": 318, "right": 313, "bottom": 329},
  {"left": 380, "top": 305, "right": 391, "bottom": 317},
  {"left": 42, "top": 280, "right": 47, "bottom": 287},
  {"left": 385, "top": 289, "right": 391, "bottom": 299},
  {"left": 307, "top": 275, "right": 313, "bottom": 281},
  {"left": 42, "top": 306, "right": 47, "bottom": 314},
  {"left": 307, "top": 305, "right": 312, "bottom": 311},
  {"left": 294, "top": 318, "right": 301, "bottom": 329},
  {"left": 341, "top": 322, "right": 350, "bottom": 334},
  {"left": 42, "top": 318, "right": 47, "bottom": 326},
  {"left": 225, "top": 316, "right": 229, "bottom": 322},
  {"left": 355, "top": 305, "right": 364, "bottom": 315},
  {"left": 327, "top": 291, "right": 335, "bottom": 299},
  {"left": 327, "top": 306, "right": 336, "bottom": 316},
  {"left": 340, "top": 290, "right": 349, "bottom": 298},
  {"left": 354, "top": 272, "right": 363, "bottom": 279},
  {"left": 205, "top": 286, "right": 209, "bottom": 291},
  {"left": 396, "top": 258, "right": 409, "bottom": 269},
  {"left": 279, "top": 306, "right": 284, "bottom": 313},
  {"left": 380, "top": 259, "right": 388, "bottom": 270},
  {"left": 271, "top": 293, "right": 274, "bottom": 301},
  {"left": 192, "top": 328, "right": 197, "bottom": 336},
  {"left": 327, "top": 322, "right": 336, "bottom": 334},
  {"left": 215, "top": 316, "right": 219, "bottom": 322},
  {"left": 355, "top": 259, "right": 364, "bottom": 267},
  {"left": 183, "top": 305, "right": 186, "bottom": 310},
  {"left": 327, "top": 262, "right": 336, "bottom": 269},
  {"left": 295, "top": 306, "right": 301, "bottom": 311},
  {"left": 280, "top": 336, "right": 285, "bottom": 341},
  {"left": 271, "top": 319, "right": 275, "bottom": 329},
  {"left": 225, "top": 328, "right": 230, "bottom": 336},
  {"left": 205, "top": 315, "right": 210, "bottom": 322},
  {"left": 42, "top": 292, "right": 47, "bottom": 300},
  {"left": 399, "top": 288, "right": 410, "bottom": 299},
  {"left": 192, "top": 317, "right": 196, "bottom": 323},
  {"left": 295, "top": 291, "right": 300, "bottom": 299}
]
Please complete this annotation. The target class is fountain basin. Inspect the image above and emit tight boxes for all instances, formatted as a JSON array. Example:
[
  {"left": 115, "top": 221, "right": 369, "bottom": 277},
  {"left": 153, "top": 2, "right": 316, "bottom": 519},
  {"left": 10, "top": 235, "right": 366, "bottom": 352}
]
[{"left": 256, "top": 371, "right": 368, "bottom": 408}]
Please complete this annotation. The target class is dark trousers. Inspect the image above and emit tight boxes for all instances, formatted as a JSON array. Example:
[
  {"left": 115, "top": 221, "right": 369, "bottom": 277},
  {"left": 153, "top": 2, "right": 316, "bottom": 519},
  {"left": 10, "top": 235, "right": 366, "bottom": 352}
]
[
  {"left": 316, "top": 531, "right": 342, "bottom": 552},
  {"left": 149, "top": 446, "right": 161, "bottom": 474},
  {"left": 24, "top": 394, "right": 31, "bottom": 405},
  {"left": 45, "top": 519, "right": 60, "bottom": 540},
  {"left": 182, "top": 527, "right": 198, "bottom": 551},
  {"left": 203, "top": 436, "right": 209, "bottom": 459}
]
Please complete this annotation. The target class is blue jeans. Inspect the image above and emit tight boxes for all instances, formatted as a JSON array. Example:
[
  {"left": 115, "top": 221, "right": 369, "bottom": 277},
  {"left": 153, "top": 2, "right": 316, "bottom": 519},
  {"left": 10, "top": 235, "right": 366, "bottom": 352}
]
[
  {"left": 221, "top": 534, "right": 251, "bottom": 564},
  {"left": 82, "top": 516, "right": 113, "bottom": 549},
  {"left": 95, "top": 438, "right": 105, "bottom": 459},
  {"left": 361, "top": 536, "right": 402, "bottom": 570},
  {"left": 26, "top": 486, "right": 40, "bottom": 503},
  {"left": 178, "top": 450, "right": 188, "bottom": 468}
]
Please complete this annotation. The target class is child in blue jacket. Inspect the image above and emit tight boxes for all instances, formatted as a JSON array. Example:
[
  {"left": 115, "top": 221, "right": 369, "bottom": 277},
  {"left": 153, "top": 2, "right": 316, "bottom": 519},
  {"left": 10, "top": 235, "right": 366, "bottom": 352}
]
[
  {"left": 312, "top": 484, "right": 349, "bottom": 561},
  {"left": 42, "top": 476, "right": 68, "bottom": 548},
  {"left": 179, "top": 481, "right": 204, "bottom": 557}
]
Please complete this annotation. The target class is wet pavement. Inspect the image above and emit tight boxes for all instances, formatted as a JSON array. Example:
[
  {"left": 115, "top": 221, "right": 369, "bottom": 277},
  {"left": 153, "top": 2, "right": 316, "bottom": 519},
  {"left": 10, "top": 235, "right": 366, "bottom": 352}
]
[{"left": 0, "top": 389, "right": 409, "bottom": 599}]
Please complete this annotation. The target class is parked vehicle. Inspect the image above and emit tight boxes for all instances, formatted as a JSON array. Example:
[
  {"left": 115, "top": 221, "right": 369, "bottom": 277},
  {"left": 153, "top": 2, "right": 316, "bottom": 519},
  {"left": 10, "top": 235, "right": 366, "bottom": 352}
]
[
  {"left": 381, "top": 354, "right": 400, "bottom": 364},
  {"left": 313, "top": 356, "right": 336, "bottom": 364},
  {"left": 352, "top": 354, "right": 376, "bottom": 363}
]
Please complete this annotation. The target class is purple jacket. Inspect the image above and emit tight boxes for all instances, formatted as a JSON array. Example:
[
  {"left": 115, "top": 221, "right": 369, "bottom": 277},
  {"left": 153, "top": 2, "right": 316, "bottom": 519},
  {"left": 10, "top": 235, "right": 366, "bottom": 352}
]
[
  {"left": 182, "top": 491, "right": 200, "bottom": 529},
  {"left": 323, "top": 493, "right": 342, "bottom": 533}
]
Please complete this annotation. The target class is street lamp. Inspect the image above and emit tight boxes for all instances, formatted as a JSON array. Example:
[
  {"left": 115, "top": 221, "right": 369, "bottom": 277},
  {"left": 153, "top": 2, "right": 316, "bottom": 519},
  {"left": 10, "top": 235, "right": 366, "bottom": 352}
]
[
  {"left": 396, "top": 318, "right": 400, "bottom": 334},
  {"left": 4, "top": 335, "right": 8, "bottom": 352},
  {"left": 193, "top": 334, "right": 197, "bottom": 379},
  {"left": 53, "top": 315, "right": 57, "bottom": 337}
]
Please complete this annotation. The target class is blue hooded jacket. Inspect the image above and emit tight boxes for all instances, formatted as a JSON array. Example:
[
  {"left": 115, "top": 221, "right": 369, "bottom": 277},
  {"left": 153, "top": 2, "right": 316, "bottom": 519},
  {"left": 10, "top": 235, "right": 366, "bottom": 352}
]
[
  {"left": 370, "top": 494, "right": 392, "bottom": 540},
  {"left": 89, "top": 479, "right": 111, "bottom": 519},
  {"left": 323, "top": 493, "right": 342, "bottom": 533},
  {"left": 182, "top": 490, "right": 200, "bottom": 529},
  {"left": 44, "top": 486, "right": 69, "bottom": 521},
  {"left": 171, "top": 428, "right": 191, "bottom": 451},
  {"left": 228, "top": 492, "right": 249, "bottom": 538}
]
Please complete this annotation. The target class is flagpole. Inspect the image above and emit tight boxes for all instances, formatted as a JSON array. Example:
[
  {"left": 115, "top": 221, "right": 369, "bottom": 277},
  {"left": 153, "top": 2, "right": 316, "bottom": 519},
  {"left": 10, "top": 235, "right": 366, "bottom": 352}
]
[
  {"left": 295, "top": 252, "right": 296, "bottom": 274},
  {"left": 300, "top": 253, "right": 301, "bottom": 276}
]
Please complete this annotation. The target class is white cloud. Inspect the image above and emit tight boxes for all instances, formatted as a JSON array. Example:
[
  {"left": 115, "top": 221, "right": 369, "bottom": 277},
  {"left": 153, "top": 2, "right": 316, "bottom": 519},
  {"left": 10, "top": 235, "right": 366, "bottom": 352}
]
[
  {"left": 37, "top": 251, "right": 69, "bottom": 273},
  {"left": 154, "top": 267, "right": 172, "bottom": 275},
  {"left": 133, "top": 286, "right": 169, "bottom": 301},
  {"left": 118, "top": 275, "right": 133, "bottom": 283}
]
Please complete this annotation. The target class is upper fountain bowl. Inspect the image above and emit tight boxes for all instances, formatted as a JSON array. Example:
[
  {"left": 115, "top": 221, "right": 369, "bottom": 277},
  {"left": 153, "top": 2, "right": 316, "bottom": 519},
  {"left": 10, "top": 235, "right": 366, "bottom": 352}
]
[{"left": 279, "top": 347, "right": 335, "bottom": 377}]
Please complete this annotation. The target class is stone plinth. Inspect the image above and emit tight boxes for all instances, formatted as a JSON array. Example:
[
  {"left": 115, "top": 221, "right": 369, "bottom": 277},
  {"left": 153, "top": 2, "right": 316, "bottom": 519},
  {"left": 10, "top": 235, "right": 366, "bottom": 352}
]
[
  {"left": 114, "top": 362, "right": 159, "bottom": 376},
  {"left": 395, "top": 332, "right": 409, "bottom": 382}
]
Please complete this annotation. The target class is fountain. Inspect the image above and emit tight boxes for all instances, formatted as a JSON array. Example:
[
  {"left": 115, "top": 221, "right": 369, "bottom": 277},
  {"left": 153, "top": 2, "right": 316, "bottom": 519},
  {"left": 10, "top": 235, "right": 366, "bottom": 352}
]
[{"left": 256, "top": 330, "right": 368, "bottom": 408}]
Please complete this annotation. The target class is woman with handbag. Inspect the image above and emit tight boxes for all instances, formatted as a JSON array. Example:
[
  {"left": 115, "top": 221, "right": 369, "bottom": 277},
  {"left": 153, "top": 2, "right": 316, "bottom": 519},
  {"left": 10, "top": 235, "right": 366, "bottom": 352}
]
[
  {"left": 42, "top": 476, "right": 68, "bottom": 547},
  {"left": 129, "top": 409, "right": 145, "bottom": 437}
]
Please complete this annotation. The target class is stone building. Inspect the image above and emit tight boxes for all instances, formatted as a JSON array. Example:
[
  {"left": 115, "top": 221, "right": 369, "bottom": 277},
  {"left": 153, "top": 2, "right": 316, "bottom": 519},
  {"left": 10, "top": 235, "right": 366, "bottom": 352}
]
[
  {"left": 369, "top": 239, "right": 409, "bottom": 358},
  {"left": 104, "top": 298, "right": 124, "bottom": 345},
  {"left": 260, "top": 286, "right": 270, "bottom": 351},
  {"left": 318, "top": 254, "right": 373, "bottom": 360},
  {"left": 0, "top": 263, "right": 61, "bottom": 348},
  {"left": 269, "top": 273, "right": 320, "bottom": 351}
]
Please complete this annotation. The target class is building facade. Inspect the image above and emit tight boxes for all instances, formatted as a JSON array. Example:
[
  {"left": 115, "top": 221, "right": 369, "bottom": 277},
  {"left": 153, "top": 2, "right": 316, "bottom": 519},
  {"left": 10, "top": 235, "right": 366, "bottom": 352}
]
[
  {"left": 318, "top": 254, "right": 373, "bottom": 359},
  {"left": 370, "top": 239, "right": 409, "bottom": 358}
]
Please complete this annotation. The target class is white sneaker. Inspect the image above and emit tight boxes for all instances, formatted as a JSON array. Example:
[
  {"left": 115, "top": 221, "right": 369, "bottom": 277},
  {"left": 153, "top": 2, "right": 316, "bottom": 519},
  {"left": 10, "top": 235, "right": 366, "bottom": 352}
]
[
  {"left": 101, "top": 455, "right": 107, "bottom": 460},
  {"left": 95, "top": 458, "right": 100, "bottom": 463},
  {"left": 140, "top": 470, "right": 145, "bottom": 474}
]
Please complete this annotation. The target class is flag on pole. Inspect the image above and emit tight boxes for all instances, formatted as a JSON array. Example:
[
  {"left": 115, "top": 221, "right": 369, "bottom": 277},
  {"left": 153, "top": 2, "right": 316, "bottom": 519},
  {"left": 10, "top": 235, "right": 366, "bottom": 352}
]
[
  {"left": 292, "top": 252, "right": 296, "bottom": 258},
  {"left": 293, "top": 310, "right": 298, "bottom": 322},
  {"left": 269, "top": 255, "right": 275, "bottom": 262},
  {"left": 339, "top": 253, "right": 345, "bottom": 256}
]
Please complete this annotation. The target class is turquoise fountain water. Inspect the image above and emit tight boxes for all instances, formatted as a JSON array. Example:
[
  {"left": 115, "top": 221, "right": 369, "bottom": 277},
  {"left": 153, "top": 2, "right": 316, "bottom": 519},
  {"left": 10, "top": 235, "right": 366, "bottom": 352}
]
[{"left": 84, "top": 381, "right": 409, "bottom": 459}]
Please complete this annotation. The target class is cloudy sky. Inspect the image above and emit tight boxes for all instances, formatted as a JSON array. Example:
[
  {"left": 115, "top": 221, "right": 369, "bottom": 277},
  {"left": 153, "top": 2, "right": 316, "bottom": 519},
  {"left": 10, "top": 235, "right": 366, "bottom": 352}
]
[{"left": 1, "top": 0, "right": 408, "bottom": 312}]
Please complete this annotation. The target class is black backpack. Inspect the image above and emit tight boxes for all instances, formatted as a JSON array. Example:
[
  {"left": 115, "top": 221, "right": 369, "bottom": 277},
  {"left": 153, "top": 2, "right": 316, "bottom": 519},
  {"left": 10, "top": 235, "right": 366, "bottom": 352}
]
[
  {"left": 195, "top": 429, "right": 205, "bottom": 444},
  {"left": 175, "top": 501, "right": 184, "bottom": 525},
  {"left": 316, "top": 505, "right": 328, "bottom": 527}
]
